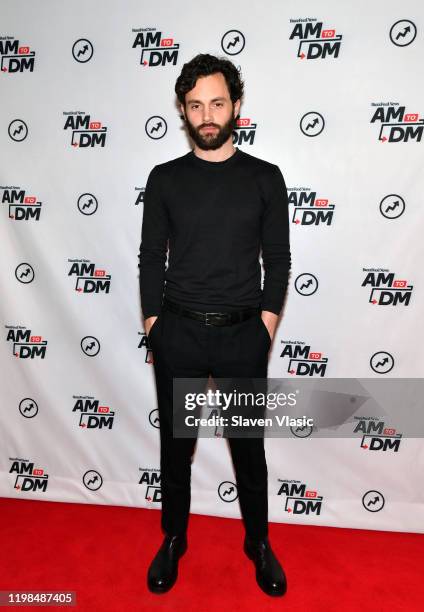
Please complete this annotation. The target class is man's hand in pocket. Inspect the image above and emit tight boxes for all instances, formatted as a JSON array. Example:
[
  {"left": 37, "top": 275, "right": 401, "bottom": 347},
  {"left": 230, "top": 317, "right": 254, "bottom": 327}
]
[
  {"left": 145, "top": 315, "right": 158, "bottom": 337},
  {"left": 261, "top": 311, "right": 278, "bottom": 342}
]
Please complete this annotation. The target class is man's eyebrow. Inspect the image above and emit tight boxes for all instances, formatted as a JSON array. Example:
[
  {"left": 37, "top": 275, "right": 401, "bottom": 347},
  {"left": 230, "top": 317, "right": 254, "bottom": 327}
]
[{"left": 186, "top": 97, "right": 227, "bottom": 104}]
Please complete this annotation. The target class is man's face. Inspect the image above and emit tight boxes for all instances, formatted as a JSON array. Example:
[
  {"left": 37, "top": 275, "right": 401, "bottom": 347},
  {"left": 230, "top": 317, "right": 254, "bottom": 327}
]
[{"left": 181, "top": 72, "right": 240, "bottom": 150}]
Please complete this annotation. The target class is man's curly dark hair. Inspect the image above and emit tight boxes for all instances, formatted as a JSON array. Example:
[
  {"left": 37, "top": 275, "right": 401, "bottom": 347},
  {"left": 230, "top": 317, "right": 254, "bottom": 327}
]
[{"left": 175, "top": 53, "right": 244, "bottom": 107}]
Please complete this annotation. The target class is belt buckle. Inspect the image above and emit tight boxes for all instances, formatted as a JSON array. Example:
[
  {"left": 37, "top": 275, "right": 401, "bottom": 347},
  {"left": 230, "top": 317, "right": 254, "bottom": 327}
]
[
  {"left": 205, "top": 312, "right": 226, "bottom": 326},
  {"left": 205, "top": 312, "right": 214, "bottom": 325}
]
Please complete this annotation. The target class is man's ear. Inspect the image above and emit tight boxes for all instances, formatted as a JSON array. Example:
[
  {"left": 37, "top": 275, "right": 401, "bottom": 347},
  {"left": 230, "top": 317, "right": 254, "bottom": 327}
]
[
  {"left": 180, "top": 104, "right": 186, "bottom": 120},
  {"left": 234, "top": 98, "right": 241, "bottom": 118}
]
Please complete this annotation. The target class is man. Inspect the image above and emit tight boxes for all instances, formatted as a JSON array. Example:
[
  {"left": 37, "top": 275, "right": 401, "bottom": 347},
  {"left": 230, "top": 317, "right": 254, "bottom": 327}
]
[{"left": 138, "top": 53, "right": 291, "bottom": 596}]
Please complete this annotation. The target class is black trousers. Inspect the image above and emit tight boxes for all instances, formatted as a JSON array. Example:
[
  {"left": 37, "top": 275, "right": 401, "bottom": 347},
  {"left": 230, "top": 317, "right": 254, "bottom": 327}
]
[{"left": 148, "top": 302, "right": 272, "bottom": 540}]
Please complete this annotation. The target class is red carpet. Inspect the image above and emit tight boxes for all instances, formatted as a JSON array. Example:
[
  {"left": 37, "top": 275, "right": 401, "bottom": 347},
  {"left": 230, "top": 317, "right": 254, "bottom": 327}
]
[{"left": 1, "top": 497, "right": 422, "bottom": 611}]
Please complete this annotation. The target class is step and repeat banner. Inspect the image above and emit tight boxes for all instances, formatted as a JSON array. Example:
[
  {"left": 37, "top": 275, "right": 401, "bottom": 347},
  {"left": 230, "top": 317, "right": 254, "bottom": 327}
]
[{"left": 1, "top": 1, "right": 423, "bottom": 533}]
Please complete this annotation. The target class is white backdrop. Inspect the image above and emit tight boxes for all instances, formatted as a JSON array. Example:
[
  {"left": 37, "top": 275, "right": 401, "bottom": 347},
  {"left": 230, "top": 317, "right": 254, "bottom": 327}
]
[{"left": 1, "top": 0, "right": 423, "bottom": 533}]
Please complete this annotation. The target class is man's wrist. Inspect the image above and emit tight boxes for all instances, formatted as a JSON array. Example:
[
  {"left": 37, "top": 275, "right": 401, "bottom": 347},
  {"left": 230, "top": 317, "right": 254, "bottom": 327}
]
[
  {"left": 261, "top": 310, "right": 278, "bottom": 340},
  {"left": 143, "top": 312, "right": 160, "bottom": 320},
  {"left": 260, "top": 303, "right": 281, "bottom": 316}
]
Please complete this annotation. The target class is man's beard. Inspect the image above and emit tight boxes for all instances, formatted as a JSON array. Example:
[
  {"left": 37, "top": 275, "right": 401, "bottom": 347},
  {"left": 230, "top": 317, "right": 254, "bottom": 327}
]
[{"left": 184, "top": 110, "right": 238, "bottom": 150}]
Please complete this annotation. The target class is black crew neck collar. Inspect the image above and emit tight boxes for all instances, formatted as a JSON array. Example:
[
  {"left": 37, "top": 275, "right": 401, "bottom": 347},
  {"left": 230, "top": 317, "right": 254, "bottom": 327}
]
[{"left": 188, "top": 146, "right": 241, "bottom": 169}]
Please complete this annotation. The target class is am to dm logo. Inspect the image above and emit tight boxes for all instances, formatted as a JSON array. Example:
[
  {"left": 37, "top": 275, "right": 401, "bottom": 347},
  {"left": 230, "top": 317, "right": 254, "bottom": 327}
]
[
  {"left": 139, "top": 468, "right": 161, "bottom": 502},
  {"left": 288, "top": 187, "right": 335, "bottom": 226},
  {"left": 9, "top": 459, "right": 48, "bottom": 493},
  {"left": 139, "top": 330, "right": 155, "bottom": 364},
  {"left": 63, "top": 111, "right": 108, "bottom": 147},
  {"left": 72, "top": 396, "right": 116, "bottom": 430},
  {"left": 134, "top": 186, "right": 145, "bottom": 206},
  {"left": 0, "top": 37, "right": 35, "bottom": 72},
  {"left": 370, "top": 102, "right": 424, "bottom": 143},
  {"left": 361, "top": 269, "right": 413, "bottom": 306},
  {"left": 353, "top": 417, "right": 402, "bottom": 452},
  {"left": 277, "top": 479, "right": 323, "bottom": 515},
  {"left": 289, "top": 18, "right": 342, "bottom": 60},
  {"left": 233, "top": 117, "right": 257, "bottom": 146},
  {"left": 6, "top": 326, "right": 47, "bottom": 359},
  {"left": 1, "top": 186, "right": 42, "bottom": 220},
  {"left": 281, "top": 340, "right": 328, "bottom": 377},
  {"left": 132, "top": 28, "right": 179, "bottom": 67},
  {"left": 68, "top": 260, "right": 111, "bottom": 294}
]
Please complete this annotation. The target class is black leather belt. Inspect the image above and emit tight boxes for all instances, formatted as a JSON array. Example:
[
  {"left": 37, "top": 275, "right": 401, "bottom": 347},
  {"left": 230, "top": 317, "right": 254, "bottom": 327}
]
[{"left": 162, "top": 297, "right": 259, "bottom": 326}]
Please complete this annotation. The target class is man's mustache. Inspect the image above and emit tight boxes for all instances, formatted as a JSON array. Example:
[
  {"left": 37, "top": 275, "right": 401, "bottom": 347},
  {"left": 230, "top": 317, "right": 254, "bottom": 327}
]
[{"left": 198, "top": 124, "right": 220, "bottom": 130}]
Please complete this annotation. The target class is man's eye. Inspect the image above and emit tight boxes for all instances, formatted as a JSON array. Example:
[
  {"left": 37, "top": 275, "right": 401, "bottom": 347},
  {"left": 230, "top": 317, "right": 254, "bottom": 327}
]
[
  {"left": 191, "top": 105, "right": 199, "bottom": 110},
  {"left": 215, "top": 102, "right": 223, "bottom": 107}
]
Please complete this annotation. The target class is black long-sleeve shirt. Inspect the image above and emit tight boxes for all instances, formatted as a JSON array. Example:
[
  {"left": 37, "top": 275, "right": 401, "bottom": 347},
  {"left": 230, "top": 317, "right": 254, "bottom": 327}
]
[{"left": 138, "top": 147, "right": 291, "bottom": 319}]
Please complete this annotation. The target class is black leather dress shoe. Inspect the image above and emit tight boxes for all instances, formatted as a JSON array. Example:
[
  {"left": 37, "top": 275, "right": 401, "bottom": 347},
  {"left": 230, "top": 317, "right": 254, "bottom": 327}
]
[
  {"left": 244, "top": 535, "right": 287, "bottom": 596},
  {"left": 147, "top": 533, "right": 187, "bottom": 594}
]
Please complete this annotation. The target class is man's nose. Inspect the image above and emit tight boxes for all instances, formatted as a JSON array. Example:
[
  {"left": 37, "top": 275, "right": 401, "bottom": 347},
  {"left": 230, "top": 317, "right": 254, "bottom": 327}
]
[{"left": 202, "top": 106, "right": 213, "bottom": 123}]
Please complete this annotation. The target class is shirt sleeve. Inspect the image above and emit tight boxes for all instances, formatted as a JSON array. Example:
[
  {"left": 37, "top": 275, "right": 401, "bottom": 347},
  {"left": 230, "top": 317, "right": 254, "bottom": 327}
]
[
  {"left": 260, "top": 165, "right": 291, "bottom": 316},
  {"left": 138, "top": 165, "right": 169, "bottom": 319}
]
